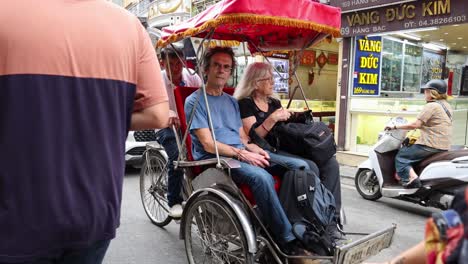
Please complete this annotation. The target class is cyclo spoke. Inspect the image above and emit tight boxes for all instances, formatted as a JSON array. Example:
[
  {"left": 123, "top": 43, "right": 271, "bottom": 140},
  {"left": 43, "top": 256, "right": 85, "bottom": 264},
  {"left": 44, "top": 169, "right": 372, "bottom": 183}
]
[
  {"left": 193, "top": 204, "right": 214, "bottom": 256},
  {"left": 191, "top": 201, "right": 246, "bottom": 263}
]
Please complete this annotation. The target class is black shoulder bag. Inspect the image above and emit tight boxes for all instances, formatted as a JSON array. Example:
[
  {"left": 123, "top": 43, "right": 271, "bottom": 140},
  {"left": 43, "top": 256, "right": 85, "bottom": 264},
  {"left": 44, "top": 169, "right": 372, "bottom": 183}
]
[{"left": 272, "top": 110, "right": 336, "bottom": 165}]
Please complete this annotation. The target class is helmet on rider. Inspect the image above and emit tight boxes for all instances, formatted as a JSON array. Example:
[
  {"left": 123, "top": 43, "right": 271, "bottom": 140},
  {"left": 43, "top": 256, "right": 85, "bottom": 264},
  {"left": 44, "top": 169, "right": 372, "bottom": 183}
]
[{"left": 421, "top": 79, "right": 447, "bottom": 94}]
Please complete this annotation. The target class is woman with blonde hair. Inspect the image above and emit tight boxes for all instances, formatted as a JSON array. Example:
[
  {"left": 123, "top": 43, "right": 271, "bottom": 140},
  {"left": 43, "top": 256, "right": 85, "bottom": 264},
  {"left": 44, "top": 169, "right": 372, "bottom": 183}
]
[
  {"left": 235, "top": 62, "right": 343, "bottom": 235},
  {"left": 385, "top": 79, "right": 453, "bottom": 188}
]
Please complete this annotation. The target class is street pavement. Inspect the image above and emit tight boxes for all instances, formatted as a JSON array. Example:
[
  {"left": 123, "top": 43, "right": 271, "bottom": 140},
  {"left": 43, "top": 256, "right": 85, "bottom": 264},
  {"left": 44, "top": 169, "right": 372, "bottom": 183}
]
[{"left": 104, "top": 166, "right": 439, "bottom": 264}]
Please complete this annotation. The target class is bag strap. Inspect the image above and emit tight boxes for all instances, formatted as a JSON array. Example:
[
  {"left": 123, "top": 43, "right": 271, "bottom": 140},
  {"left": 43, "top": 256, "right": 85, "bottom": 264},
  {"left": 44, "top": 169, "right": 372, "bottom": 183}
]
[
  {"left": 248, "top": 125, "right": 277, "bottom": 152},
  {"left": 294, "top": 169, "right": 308, "bottom": 208},
  {"left": 294, "top": 169, "right": 321, "bottom": 227},
  {"left": 436, "top": 101, "right": 452, "bottom": 121}
]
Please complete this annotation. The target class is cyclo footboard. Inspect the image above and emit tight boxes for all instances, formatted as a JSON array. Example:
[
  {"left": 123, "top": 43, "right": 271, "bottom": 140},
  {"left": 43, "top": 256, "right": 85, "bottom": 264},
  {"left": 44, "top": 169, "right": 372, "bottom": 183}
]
[{"left": 333, "top": 224, "right": 396, "bottom": 264}]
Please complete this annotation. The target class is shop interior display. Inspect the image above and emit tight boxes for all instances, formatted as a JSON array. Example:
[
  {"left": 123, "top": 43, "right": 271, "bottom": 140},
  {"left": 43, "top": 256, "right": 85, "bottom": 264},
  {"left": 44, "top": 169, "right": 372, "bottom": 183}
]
[
  {"left": 350, "top": 97, "right": 468, "bottom": 148},
  {"left": 421, "top": 50, "right": 445, "bottom": 86},
  {"left": 280, "top": 99, "right": 335, "bottom": 112},
  {"left": 461, "top": 66, "right": 468, "bottom": 95},
  {"left": 402, "top": 44, "right": 423, "bottom": 93},
  {"left": 381, "top": 38, "right": 403, "bottom": 92}
]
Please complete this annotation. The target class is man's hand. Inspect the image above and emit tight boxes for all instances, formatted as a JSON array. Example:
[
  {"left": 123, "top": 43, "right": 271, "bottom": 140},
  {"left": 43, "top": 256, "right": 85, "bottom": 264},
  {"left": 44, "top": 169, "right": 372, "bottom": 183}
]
[
  {"left": 238, "top": 149, "right": 270, "bottom": 168},
  {"left": 246, "top": 143, "right": 270, "bottom": 159},
  {"left": 168, "top": 110, "right": 180, "bottom": 128}
]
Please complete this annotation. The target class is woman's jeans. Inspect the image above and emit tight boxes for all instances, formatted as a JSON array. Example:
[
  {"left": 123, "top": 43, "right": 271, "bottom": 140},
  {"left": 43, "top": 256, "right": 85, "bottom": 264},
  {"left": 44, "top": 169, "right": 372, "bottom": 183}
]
[
  {"left": 317, "top": 156, "right": 342, "bottom": 221},
  {"left": 156, "top": 128, "right": 183, "bottom": 207},
  {"left": 395, "top": 144, "right": 445, "bottom": 183},
  {"left": 267, "top": 150, "right": 311, "bottom": 172},
  {"left": 5, "top": 240, "right": 110, "bottom": 264}
]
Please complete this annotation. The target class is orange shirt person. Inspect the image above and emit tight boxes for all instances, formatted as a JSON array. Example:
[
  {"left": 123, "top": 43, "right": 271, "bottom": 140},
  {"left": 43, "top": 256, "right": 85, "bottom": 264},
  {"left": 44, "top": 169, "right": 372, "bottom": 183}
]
[{"left": 0, "top": 1, "right": 168, "bottom": 263}]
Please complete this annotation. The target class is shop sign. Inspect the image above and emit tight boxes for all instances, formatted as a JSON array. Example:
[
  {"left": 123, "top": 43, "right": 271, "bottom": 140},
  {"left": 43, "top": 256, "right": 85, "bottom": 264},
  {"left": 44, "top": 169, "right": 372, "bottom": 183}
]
[
  {"left": 329, "top": 0, "right": 415, "bottom": 13},
  {"left": 353, "top": 36, "right": 382, "bottom": 96},
  {"left": 124, "top": 0, "right": 138, "bottom": 8},
  {"left": 148, "top": 0, "right": 191, "bottom": 20},
  {"left": 270, "top": 53, "right": 289, "bottom": 59},
  {"left": 341, "top": 0, "right": 467, "bottom": 37}
]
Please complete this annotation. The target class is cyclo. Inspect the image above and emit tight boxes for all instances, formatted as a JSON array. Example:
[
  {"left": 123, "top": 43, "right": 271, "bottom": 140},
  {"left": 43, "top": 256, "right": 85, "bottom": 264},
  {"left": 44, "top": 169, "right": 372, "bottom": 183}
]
[{"left": 140, "top": 0, "right": 396, "bottom": 263}]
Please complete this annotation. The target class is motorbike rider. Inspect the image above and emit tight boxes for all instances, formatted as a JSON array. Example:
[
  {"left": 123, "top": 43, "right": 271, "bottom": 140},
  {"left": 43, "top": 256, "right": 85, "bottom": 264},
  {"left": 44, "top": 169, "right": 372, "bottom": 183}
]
[{"left": 385, "top": 79, "right": 453, "bottom": 189}]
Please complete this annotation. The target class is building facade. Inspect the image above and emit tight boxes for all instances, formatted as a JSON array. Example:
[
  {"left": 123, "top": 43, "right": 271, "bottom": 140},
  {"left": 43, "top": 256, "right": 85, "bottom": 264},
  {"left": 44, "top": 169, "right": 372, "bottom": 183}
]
[{"left": 329, "top": 0, "right": 468, "bottom": 156}]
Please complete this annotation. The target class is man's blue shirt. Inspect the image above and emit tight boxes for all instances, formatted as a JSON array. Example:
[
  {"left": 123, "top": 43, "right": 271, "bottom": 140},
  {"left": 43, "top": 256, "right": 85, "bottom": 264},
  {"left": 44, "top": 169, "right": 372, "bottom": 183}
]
[{"left": 184, "top": 90, "right": 244, "bottom": 160}]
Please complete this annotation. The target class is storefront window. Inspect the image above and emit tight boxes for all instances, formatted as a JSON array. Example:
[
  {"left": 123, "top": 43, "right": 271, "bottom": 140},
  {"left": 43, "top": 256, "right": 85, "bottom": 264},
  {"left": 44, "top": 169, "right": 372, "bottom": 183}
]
[
  {"left": 402, "top": 44, "right": 423, "bottom": 93},
  {"left": 381, "top": 38, "right": 403, "bottom": 92}
]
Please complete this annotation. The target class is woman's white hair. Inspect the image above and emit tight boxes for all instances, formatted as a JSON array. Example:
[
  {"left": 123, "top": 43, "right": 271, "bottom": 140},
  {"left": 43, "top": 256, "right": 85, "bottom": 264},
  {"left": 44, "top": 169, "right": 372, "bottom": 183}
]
[{"left": 234, "top": 62, "right": 273, "bottom": 100}]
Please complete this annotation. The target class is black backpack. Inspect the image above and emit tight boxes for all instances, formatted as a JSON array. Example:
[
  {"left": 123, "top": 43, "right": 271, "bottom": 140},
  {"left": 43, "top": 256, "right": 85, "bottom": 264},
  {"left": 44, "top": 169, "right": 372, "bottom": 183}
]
[
  {"left": 273, "top": 121, "right": 336, "bottom": 166},
  {"left": 279, "top": 168, "right": 337, "bottom": 255}
]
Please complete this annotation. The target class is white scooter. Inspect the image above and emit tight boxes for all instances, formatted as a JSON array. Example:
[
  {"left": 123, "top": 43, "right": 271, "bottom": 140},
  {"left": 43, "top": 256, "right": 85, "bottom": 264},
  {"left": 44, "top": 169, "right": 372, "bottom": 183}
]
[{"left": 355, "top": 117, "right": 468, "bottom": 210}]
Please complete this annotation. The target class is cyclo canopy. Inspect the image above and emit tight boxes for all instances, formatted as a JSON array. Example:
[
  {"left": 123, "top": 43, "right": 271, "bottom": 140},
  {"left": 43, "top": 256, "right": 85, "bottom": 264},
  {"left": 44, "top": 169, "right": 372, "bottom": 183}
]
[{"left": 157, "top": 0, "right": 341, "bottom": 52}]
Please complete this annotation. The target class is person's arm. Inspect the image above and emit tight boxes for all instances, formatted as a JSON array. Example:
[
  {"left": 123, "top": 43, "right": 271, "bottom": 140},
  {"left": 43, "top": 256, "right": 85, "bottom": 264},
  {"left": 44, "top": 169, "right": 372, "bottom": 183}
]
[
  {"left": 239, "top": 125, "right": 270, "bottom": 159},
  {"left": 386, "top": 103, "right": 438, "bottom": 131},
  {"left": 242, "top": 108, "right": 291, "bottom": 138},
  {"left": 242, "top": 116, "right": 266, "bottom": 137},
  {"left": 366, "top": 241, "right": 426, "bottom": 264},
  {"left": 389, "top": 241, "right": 426, "bottom": 264},
  {"left": 130, "top": 102, "right": 169, "bottom": 130},
  {"left": 131, "top": 19, "right": 170, "bottom": 130},
  {"left": 258, "top": 108, "right": 290, "bottom": 133},
  {"left": 193, "top": 128, "right": 269, "bottom": 168},
  {"left": 392, "top": 119, "right": 423, "bottom": 130}
]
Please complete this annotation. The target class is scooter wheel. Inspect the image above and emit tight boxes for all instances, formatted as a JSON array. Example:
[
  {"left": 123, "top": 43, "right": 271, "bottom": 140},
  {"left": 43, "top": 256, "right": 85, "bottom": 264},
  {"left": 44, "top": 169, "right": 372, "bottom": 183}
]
[{"left": 355, "top": 169, "right": 382, "bottom": 201}]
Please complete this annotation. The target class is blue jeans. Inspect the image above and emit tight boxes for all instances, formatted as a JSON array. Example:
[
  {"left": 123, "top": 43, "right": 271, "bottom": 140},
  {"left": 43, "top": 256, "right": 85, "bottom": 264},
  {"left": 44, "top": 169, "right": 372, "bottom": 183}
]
[
  {"left": 267, "top": 150, "right": 311, "bottom": 172},
  {"left": 230, "top": 162, "right": 296, "bottom": 245},
  {"left": 5, "top": 240, "right": 111, "bottom": 264},
  {"left": 395, "top": 144, "right": 445, "bottom": 183},
  {"left": 156, "top": 128, "right": 183, "bottom": 207}
]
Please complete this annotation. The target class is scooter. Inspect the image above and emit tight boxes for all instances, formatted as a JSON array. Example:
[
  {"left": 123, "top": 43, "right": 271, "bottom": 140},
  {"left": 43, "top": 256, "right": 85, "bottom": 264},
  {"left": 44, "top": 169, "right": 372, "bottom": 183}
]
[{"left": 355, "top": 117, "right": 468, "bottom": 210}]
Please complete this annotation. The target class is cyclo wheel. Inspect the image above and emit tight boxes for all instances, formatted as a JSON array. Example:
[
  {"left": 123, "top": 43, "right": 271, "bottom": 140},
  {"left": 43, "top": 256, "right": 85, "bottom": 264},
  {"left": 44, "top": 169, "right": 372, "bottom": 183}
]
[
  {"left": 184, "top": 194, "right": 254, "bottom": 264},
  {"left": 139, "top": 149, "right": 172, "bottom": 227}
]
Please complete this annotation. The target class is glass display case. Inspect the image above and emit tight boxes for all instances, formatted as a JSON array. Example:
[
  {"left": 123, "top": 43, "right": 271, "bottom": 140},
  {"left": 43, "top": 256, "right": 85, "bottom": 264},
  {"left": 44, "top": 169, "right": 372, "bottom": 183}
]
[
  {"left": 381, "top": 38, "right": 403, "bottom": 92},
  {"left": 402, "top": 44, "right": 423, "bottom": 93},
  {"left": 281, "top": 99, "right": 336, "bottom": 133},
  {"left": 280, "top": 99, "right": 336, "bottom": 112},
  {"left": 349, "top": 97, "right": 468, "bottom": 153}
]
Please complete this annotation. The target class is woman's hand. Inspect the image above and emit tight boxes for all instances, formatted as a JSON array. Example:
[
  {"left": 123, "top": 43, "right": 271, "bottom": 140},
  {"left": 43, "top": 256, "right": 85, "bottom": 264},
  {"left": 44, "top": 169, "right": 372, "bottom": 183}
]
[{"left": 270, "top": 108, "right": 291, "bottom": 122}]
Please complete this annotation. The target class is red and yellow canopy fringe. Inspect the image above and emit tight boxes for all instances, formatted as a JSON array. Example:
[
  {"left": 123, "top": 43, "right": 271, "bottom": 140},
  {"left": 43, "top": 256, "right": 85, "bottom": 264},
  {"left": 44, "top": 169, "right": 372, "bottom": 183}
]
[{"left": 157, "top": 0, "right": 341, "bottom": 53}]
